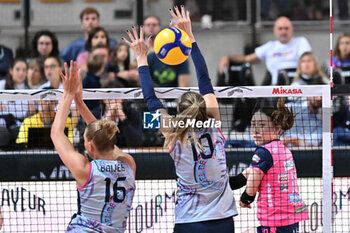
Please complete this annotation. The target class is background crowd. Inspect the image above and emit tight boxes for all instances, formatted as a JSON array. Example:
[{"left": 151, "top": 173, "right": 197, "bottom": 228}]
[{"left": 0, "top": 1, "right": 349, "bottom": 150}]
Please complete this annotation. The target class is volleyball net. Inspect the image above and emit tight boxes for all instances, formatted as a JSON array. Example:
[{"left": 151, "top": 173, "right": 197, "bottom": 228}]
[{"left": 0, "top": 85, "right": 348, "bottom": 232}]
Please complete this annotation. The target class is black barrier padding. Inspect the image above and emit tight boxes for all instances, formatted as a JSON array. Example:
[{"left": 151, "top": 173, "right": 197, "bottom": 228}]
[{"left": 0, "top": 149, "right": 348, "bottom": 181}]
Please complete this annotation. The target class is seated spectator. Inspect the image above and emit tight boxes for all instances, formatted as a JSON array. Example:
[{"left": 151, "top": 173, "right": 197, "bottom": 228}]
[
  {"left": 85, "top": 44, "right": 114, "bottom": 87},
  {"left": 0, "top": 58, "right": 35, "bottom": 147},
  {"left": 39, "top": 57, "right": 79, "bottom": 126},
  {"left": 31, "top": 30, "right": 59, "bottom": 60},
  {"left": 77, "top": 26, "right": 110, "bottom": 71},
  {"left": 60, "top": 7, "right": 116, "bottom": 63},
  {"left": 0, "top": 58, "right": 29, "bottom": 90},
  {"left": 40, "top": 56, "right": 63, "bottom": 89},
  {"left": 106, "top": 42, "right": 138, "bottom": 87},
  {"left": 282, "top": 96, "right": 322, "bottom": 147},
  {"left": 27, "top": 58, "right": 46, "bottom": 89},
  {"left": 83, "top": 53, "right": 104, "bottom": 118},
  {"left": 333, "top": 95, "right": 350, "bottom": 146},
  {"left": 219, "top": 16, "right": 311, "bottom": 85},
  {"left": 16, "top": 87, "right": 74, "bottom": 145},
  {"left": 0, "top": 58, "right": 35, "bottom": 119},
  {"left": 102, "top": 98, "right": 143, "bottom": 148},
  {"left": 332, "top": 33, "right": 350, "bottom": 68},
  {"left": 291, "top": 52, "right": 329, "bottom": 85},
  {"left": 0, "top": 43, "right": 13, "bottom": 80}
]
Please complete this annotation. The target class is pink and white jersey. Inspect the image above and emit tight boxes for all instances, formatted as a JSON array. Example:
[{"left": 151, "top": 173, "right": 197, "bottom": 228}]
[{"left": 252, "top": 140, "right": 309, "bottom": 227}]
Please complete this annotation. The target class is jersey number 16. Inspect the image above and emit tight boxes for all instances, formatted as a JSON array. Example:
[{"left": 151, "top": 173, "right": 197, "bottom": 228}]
[{"left": 104, "top": 177, "right": 126, "bottom": 203}]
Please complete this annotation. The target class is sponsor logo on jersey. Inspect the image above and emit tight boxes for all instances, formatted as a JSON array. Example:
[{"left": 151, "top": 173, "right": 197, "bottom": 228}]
[
  {"left": 295, "top": 205, "right": 308, "bottom": 214},
  {"left": 289, "top": 193, "right": 301, "bottom": 203},
  {"left": 284, "top": 159, "right": 295, "bottom": 171},
  {"left": 280, "top": 184, "right": 288, "bottom": 191},
  {"left": 252, "top": 154, "right": 261, "bottom": 163},
  {"left": 278, "top": 173, "right": 289, "bottom": 183}
]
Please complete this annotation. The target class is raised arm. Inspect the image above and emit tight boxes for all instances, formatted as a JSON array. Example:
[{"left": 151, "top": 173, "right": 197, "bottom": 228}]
[
  {"left": 170, "top": 6, "right": 220, "bottom": 121},
  {"left": 52, "top": 61, "right": 90, "bottom": 188},
  {"left": 61, "top": 62, "right": 97, "bottom": 125},
  {"left": 122, "top": 26, "right": 170, "bottom": 136}
]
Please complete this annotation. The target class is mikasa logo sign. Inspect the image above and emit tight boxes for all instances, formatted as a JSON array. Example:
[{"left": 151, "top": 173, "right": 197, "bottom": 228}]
[{"left": 272, "top": 87, "right": 303, "bottom": 94}]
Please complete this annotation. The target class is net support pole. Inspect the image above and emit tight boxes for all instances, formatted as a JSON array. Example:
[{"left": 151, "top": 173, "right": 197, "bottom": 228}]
[{"left": 322, "top": 84, "right": 333, "bottom": 232}]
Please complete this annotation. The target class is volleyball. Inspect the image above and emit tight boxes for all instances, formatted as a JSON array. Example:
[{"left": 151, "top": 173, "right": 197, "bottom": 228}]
[{"left": 154, "top": 27, "right": 192, "bottom": 65}]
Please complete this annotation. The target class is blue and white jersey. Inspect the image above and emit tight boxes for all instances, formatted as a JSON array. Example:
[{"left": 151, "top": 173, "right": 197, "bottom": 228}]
[
  {"left": 169, "top": 124, "right": 237, "bottom": 224},
  {"left": 68, "top": 159, "right": 135, "bottom": 233}
]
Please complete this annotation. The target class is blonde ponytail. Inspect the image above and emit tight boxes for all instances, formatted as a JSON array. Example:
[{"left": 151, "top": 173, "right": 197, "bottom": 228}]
[{"left": 85, "top": 120, "right": 119, "bottom": 152}]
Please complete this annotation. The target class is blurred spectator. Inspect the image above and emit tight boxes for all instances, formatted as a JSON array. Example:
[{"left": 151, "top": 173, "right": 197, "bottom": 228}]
[
  {"left": 331, "top": 34, "right": 350, "bottom": 84},
  {"left": 0, "top": 59, "right": 35, "bottom": 148},
  {"left": 143, "top": 15, "right": 190, "bottom": 87},
  {"left": 39, "top": 57, "right": 79, "bottom": 127},
  {"left": 60, "top": 7, "right": 116, "bottom": 63},
  {"left": 291, "top": 52, "right": 328, "bottom": 85},
  {"left": 16, "top": 88, "right": 74, "bottom": 145},
  {"left": 40, "top": 56, "right": 63, "bottom": 89},
  {"left": 85, "top": 44, "right": 112, "bottom": 87},
  {"left": 282, "top": 96, "right": 322, "bottom": 147},
  {"left": 0, "top": 58, "right": 29, "bottom": 90},
  {"left": 0, "top": 43, "right": 13, "bottom": 80},
  {"left": 332, "top": 33, "right": 350, "bottom": 68},
  {"left": 333, "top": 96, "right": 350, "bottom": 146},
  {"left": 106, "top": 43, "right": 138, "bottom": 87},
  {"left": 261, "top": 0, "right": 291, "bottom": 20},
  {"left": 304, "top": 0, "right": 323, "bottom": 20},
  {"left": 31, "top": 30, "right": 59, "bottom": 60},
  {"left": 102, "top": 98, "right": 143, "bottom": 148},
  {"left": 27, "top": 58, "right": 46, "bottom": 89},
  {"left": 77, "top": 26, "right": 110, "bottom": 71},
  {"left": 143, "top": 15, "right": 162, "bottom": 50},
  {"left": 220, "top": 16, "right": 311, "bottom": 85},
  {"left": 83, "top": 53, "right": 104, "bottom": 118}
]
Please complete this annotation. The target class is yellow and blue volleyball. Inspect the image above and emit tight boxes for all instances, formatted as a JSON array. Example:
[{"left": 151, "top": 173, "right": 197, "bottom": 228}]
[{"left": 154, "top": 27, "right": 192, "bottom": 65}]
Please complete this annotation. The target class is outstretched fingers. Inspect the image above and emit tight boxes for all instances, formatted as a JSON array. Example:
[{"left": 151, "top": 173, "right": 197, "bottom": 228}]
[
  {"left": 180, "top": 5, "right": 186, "bottom": 18},
  {"left": 169, "top": 8, "right": 178, "bottom": 21},
  {"left": 64, "top": 62, "right": 69, "bottom": 78},
  {"left": 146, "top": 35, "right": 152, "bottom": 48},
  {"left": 139, "top": 26, "right": 144, "bottom": 42},
  {"left": 125, "top": 29, "right": 135, "bottom": 43},
  {"left": 69, "top": 60, "right": 74, "bottom": 79},
  {"left": 174, "top": 6, "right": 182, "bottom": 19},
  {"left": 122, "top": 37, "right": 131, "bottom": 46},
  {"left": 77, "top": 68, "right": 82, "bottom": 83},
  {"left": 59, "top": 71, "right": 66, "bottom": 83},
  {"left": 132, "top": 26, "right": 139, "bottom": 40}
]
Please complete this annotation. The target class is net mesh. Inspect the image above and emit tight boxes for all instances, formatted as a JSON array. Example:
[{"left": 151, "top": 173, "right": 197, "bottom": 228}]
[{"left": 0, "top": 85, "right": 346, "bottom": 232}]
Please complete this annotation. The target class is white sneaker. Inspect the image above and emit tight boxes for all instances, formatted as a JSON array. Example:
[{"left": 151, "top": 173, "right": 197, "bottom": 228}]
[{"left": 201, "top": 14, "right": 213, "bottom": 29}]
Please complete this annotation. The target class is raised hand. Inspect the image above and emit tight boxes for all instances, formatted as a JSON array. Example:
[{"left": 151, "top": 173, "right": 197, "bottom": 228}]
[
  {"left": 74, "top": 67, "right": 83, "bottom": 102},
  {"left": 169, "top": 5, "right": 195, "bottom": 43},
  {"left": 60, "top": 61, "right": 81, "bottom": 96},
  {"left": 122, "top": 26, "right": 151, "bottom": 67}
]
